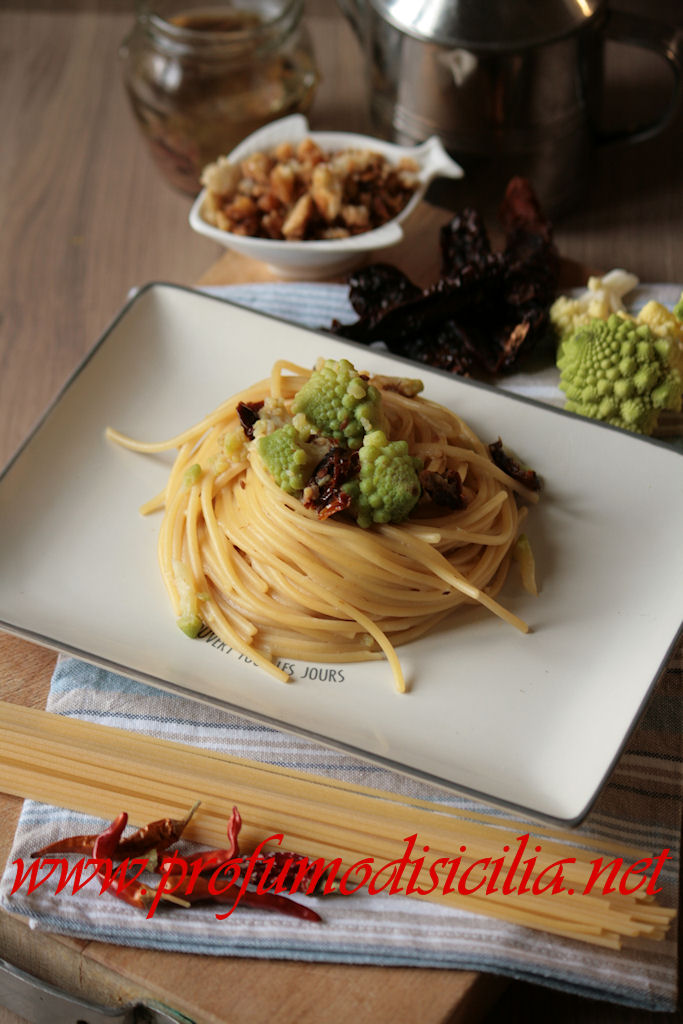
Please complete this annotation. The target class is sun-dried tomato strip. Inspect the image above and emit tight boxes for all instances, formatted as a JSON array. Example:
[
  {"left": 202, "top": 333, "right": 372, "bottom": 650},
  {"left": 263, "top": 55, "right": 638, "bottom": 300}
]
[
  {"left": 488, "top": 439, "right": 541, "bottom": 492},
  {"left": 419, "top": 469, "right": 467, "bottom": 509},
  {"left": 303, "top": 448, "right": 359, "bottom": 520},
  {"left": 237, "top": 401, "right": 264, "bottom": 439}
]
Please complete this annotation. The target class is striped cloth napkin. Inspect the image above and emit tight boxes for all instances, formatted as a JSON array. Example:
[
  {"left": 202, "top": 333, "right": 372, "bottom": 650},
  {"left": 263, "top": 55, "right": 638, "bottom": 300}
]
[{"left": 1, "top": 282, "right": 681, "bottom": 1012}]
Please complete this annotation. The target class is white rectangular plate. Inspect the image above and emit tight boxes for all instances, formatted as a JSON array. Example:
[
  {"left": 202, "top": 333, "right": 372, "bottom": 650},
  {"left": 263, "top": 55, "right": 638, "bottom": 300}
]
[{"left": 1, "top": 284, "right": 681, "bottom": 823}]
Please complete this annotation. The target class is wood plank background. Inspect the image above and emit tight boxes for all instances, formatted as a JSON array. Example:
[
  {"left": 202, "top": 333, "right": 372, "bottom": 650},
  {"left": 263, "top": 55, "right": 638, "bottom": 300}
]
[{"left": 1, "top": 1, "right": 681, "bottom": 1022}]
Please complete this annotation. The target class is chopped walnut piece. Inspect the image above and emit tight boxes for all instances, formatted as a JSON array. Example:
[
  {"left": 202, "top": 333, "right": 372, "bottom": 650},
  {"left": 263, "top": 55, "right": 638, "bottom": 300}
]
[
  {"left": 215, "top": 209, "right": 230, "bottom": 231},
  {"left": 200, "top": 156, "right": 240, "bottom": 197},
  {"left": 257, "top": 189, "right": 281, "bottom": 213},
  {"left": 282, "top": 193, "right": 314, "bottom": 239},
  {"left": 342, "top": 204, "right": 370, "bottom": 231},
  {"left": 311, "top": 164, "right": 343, "bottom": 221},
  {"left": 241, "top": 151, "right": 273, "bottom": 184},
  {"left": 262, "top": 210, "right": 285, "bottom": 238},
  {"left": 297, "top": 137, "right": 326, "bottom": 167},
  {"left": 200, "top": 137, "right": 419, "bottom": 241},
  {"left": 270, "top": 162, "right": 297, "bottom": 205},
  {"left": 223, "top": 194, "right": 260, "bottom": 235},
  {"left": 274, "top": 141, "right": 295, "bottom": 162}
]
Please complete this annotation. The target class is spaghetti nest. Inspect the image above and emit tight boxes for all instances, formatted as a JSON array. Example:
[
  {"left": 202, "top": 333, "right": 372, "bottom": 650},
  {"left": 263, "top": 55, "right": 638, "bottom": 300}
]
[{"left": 107, "top": 359, "right": 540, "bottom": 692}]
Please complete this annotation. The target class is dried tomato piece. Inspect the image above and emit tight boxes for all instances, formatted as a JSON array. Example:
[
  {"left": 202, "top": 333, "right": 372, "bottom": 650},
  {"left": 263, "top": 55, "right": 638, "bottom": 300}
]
[
  {"left": 346, "top": 262, "right": 422, "bottom": 325},
  {"left": 303, "top": 448, "right": 359, "bottom": 520},
  {"left": 237, "top": 400, "right": 264, "bottom": 439},
  {"left": 489, "top": 439, "right": 541, "bottom": 492},
  {"left": 439, "top": 207, "right": 492, "bottom": 278},
  {"left": 419, "top": 468, "right": 467, "bottom": 510},
  {"left": 331, "top": 177, "right": 559, "bottom": 379}
]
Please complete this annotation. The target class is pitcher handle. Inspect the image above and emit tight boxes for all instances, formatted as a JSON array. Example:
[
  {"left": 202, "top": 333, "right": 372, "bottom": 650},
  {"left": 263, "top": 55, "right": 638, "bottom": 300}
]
[
  {"left": 334, "top": 0, "right": 365, "bottom": 40},
  {"left": 599, "top": 9, "right": 683, "bottom": 145}
]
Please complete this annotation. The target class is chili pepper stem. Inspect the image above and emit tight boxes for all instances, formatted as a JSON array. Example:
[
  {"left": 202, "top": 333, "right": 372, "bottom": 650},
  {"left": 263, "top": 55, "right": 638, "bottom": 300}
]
[
  {"left": 147, "top": 887, "right": 192, "bottom": 909},
  {"left": 182, "top": 800, "right": 201, "bottom": 829}
]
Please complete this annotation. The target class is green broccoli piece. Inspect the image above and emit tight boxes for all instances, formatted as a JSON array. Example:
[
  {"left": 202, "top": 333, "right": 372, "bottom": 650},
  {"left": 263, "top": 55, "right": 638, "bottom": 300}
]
[
  {"left": 183, "top": 463, "right": 202, "bottom": 488},
  {"left": 257, "top": 424, "right": 316, "bottom": 494},
  {"left": 344, "top": 430, "right": 422, "bottom": 528},
  {"left": 557, "top": 314, "right": 682, "bottom": 435},
  {"left": 172, "top": 559, "right": 203, "bottom": 638},
  {"left": 291, "top": 358, "right": 381, "bottom": 449}
]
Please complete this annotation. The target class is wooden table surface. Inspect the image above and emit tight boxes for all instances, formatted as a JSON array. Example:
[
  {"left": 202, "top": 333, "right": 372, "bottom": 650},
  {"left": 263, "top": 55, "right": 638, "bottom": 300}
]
[{"left": 1, "top": 1, "right": 682, "bottom": 1022}]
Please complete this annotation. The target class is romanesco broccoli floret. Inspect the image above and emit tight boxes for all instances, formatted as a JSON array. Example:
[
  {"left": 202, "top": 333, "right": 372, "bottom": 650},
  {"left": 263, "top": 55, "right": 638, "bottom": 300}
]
[
  {"left": 291, "top": 357, "right": 381, "bottom": 449},
  {"left": 344, "top": 429, "right": 422, "bottom": 528},
  {"left": 257, "top": 424, "right": 316, "bottom": 494},
  {"left": 557, "top": 314, "right": 682, "bottom": 435}
]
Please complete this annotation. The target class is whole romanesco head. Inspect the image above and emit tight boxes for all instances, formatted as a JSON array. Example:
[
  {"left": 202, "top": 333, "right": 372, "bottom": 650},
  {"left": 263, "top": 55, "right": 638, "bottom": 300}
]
[
  {"left": 557, "top": 314, "right": 682, "bottom": 435},
  {"left": 291, "top": 357, "right": 381, "bottom": 449},
  {"left": 257, "top": 424, "right": 316, "bottom": 494},
  {"left": 343, "top": 430, "right": 423, "bottom": 528}
]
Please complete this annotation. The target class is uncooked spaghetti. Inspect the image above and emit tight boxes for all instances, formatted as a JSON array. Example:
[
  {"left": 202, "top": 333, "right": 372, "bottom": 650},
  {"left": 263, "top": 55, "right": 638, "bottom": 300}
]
[{"left": 106, "top": 358, "right": 540, "bottom": 691}]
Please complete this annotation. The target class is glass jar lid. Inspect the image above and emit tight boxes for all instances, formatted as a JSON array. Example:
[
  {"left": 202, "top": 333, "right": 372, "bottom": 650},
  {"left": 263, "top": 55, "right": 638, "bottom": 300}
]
[{"left": 136, "top": 0, "right": 303, "bottom": 54}]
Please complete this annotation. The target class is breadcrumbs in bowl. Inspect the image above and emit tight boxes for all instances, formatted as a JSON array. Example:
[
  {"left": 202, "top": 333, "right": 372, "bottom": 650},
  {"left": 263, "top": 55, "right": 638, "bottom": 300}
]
[{"left": 189, "top": 114, "right": 464, "bottom": 279}]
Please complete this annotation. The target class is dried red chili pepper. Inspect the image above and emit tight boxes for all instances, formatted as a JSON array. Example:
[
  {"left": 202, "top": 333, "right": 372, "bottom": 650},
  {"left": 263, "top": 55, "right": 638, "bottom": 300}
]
[
  {"left": 92, "top": 813, "right": 152, "bottom": 911},
  {"left": 164, "top": 867, "right": 321, "bottom": 922},
  {"left": 31, "top": 832, "right": 100, "bottom": 858},
  {"left": 31, "top": 803, "right": 200, "bottom": 861},
  {"left": 230, "top": 888, "right": 321, "bottom": 922},
  {"left": 183, "top": 805, "right": 241, "bottom": 871},
  {"left": 167, "top": 847, "right": 331, "bottom": 891},
  {"left": 117, "top": 801, "right": 200, "bottom": 858},
  {"left": 94, "top": 812, "right": 128, "bottom": 855},
  {"left": 178, "top": 811, "right": 323, "bottom": 887},
  {"left": 237, "top": 848, "right": 336, "bottom": 897},
  {"left": 91, "top": 813, "right": 190, "bottom": 913},
  {"left": 31, "top": 804, "right": 324, "bottom": 923}
]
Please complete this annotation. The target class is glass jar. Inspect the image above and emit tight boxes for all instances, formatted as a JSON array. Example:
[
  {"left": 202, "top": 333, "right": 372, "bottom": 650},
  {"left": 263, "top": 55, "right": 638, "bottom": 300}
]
[{"left": 120, "top": 0, "right": 319, "bottom": 194}]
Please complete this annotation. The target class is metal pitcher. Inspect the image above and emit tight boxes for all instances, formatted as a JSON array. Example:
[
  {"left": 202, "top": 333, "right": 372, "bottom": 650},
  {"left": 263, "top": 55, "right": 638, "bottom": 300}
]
[{"left": 337, "top": 0, "right": 683, "bottom": 212}]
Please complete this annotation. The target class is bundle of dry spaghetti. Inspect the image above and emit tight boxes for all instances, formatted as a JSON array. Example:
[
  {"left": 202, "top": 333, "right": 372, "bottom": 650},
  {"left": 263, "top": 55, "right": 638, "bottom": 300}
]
[
  {"left": 1, "top": 701, "right": 675, "bottom": 948},
  {"left": 106, "top": 359, "right": 540, "bottom": 692}
]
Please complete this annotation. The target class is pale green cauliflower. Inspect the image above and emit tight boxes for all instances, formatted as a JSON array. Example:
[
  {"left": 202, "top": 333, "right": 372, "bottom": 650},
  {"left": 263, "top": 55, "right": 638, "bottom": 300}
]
[
  {"left": 550, "top": 269, "right": 639, "bottom": 345},
  {"left": 557, "top": 314, "right": 681, "bottom": 435}
]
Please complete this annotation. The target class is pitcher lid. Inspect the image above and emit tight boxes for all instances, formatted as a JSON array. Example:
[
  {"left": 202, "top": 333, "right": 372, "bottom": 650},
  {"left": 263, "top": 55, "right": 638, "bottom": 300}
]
[{"left": 370, "top": 0, "right": 604, "bottom": 50}]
